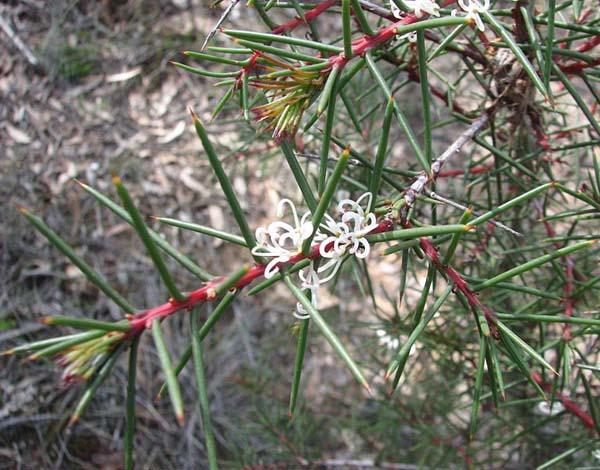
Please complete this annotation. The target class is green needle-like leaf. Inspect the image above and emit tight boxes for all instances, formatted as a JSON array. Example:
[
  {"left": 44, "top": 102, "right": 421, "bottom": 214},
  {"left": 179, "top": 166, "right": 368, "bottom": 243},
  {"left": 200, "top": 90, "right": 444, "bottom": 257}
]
[
  {"left": 26, "top": 330, "right": 107, "bottom": 360},
  {"left": 486, "top": 338, "right": 506, "bottom": 405},
  {"left": 468, "top": 183, "right": 553, "bottom": 228},
  {"left": 284, "top": 275, "right": 371, "bottom": 393},
  {"left": 470, "top": 335, "right": 488, "bottom": 440},
  {"left": 369, "top": 96, "right": 394, "bottom": 210},
  {"left": 223, "top": 29, "right": 343, "bottom": 54},
  {"left": 191, "top": 112, "right": 258, "bottom": 258},
  {"left": 544, "top": 0, "right": 556, "bottom": 94},
  {"left": 152, "top": 319, "right": 185, "bottom": 425},
  {"left": 350, "top": 0, "right": 374, "bottom": 35},
  {"left": 289, "top": 317, "right": 310, "bottom": 421},
  {"left": 69, "top": 342, "right": 126, "bottom": 426},
  {"left": 155, "top": 217, "right": 247, "bottom": 246},
  {"left": 190, "top": 307, "right": 219, "bottom": 470},
  {"left": 342, "top": 0, "right": 353, "bottom": 60},
  {"left": 496, "top": 320, "right": 557, "bottom": 375},
  {"left": 114, "top": 176, "right": 186, "bottom": 302},
  {"left": 416, "top": 30, "right": 432, "bottom": 164},
  {"left": 303, "top": 148, "right": 350, "bottom": 254},
  {"left": 317, "top": 65, "right": 341, "bottom": 116},
  {"left": 388, "top": 286, "right": 452, "bottom": 386},
  {"left": 183, "top": 50, "right": 249, "bottom": 66},
  {"left": 281, "top": 141, "right": 318, "bottom": 212},
  {"left": 364, "top": 52, "right": 429, "bottom": 172},
  {"left": 553, "top": 64, "right": 600, "bottom": 135},
  {"left": 18, "top": 206, "right": 137, "bottom": 313},
  {"left": 124, "top": 334, "right": 140, "bottom": 470},
  {"left": 318, "top": 70, "right": 341, "bottom": 195},
  {"left": 474, "top": 241, "right": 595, "bottom": 291},
  {"left": 366, "top": 224, "right": 470, "bottom": 243},
  {"left": 42, "top": 315, "right": 131, "bottom": 332},
  {"left": 171, "top": 61, "right": 239, "bottom": 78},
  {"left": 76, "top": 181, "right": 214, "bottom": 281}
]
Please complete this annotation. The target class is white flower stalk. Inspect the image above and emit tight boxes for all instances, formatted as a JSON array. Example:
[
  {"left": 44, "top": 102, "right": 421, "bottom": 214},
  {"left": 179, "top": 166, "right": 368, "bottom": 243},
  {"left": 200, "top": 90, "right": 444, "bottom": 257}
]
[
  {"left": 391, "top": 0, "right": 440, "bottom": 19},
  {"left": 454, "top": 0, "right": 490, "bottom": 32},
  {"left": 251, "top": 199, "right": 313, "bottom": 279}
]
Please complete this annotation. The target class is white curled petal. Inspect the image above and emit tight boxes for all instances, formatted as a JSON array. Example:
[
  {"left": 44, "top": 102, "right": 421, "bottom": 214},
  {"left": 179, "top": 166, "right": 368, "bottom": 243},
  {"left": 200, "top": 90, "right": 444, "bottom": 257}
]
[
  {"left": 354, "top": 238, "right": 371, "bottom": 258},
  {"left": 300, "top": 221, "right": 314, "bottom": 241},
  {"left": 264, "top": 259, "right": 282, "bottom": 279},
  {"left": 294, "top": 303, "right": 311, "bottom": 320},
  {"left": 277, "top": 199, "right": 299, "bottom": 228},
  {"left": 355, "top": 192, "right": 372, "bottom": 211},
  {"left": 317, "top": 258, "right": 343, "bottom": 284},
  {"left": 390, "top": 0, "right": 402, "bottom": 18},
  {"left": 474, "top": 13, "right": 485, "bottom": 31},
  {"left": 320, "top": 236, "right": 340, "bottom": 258}
]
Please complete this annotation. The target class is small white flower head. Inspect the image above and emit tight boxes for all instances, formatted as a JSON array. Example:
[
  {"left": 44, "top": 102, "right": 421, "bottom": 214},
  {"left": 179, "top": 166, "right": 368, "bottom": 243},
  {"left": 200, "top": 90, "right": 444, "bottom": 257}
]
[
  {"left": 317, "top": 192, "right": 379, "bottom": 282},
  {"left": 251, "top": 199, "right": 313, "bottom": 278},
  {"left": 391, "top": 0, "right": 440, "bottom": 19},
  {"left": 534, "top": 400, "right": 565, "bottom": 416},
  {"left": 376, "top": 329, "right": 400, "bottom": 351},
  {"left": 454, "top": 0, "right": 490, "bottom": 32},
  {"left": 593, "top": 449, "right": 600, "bottom": 461}
]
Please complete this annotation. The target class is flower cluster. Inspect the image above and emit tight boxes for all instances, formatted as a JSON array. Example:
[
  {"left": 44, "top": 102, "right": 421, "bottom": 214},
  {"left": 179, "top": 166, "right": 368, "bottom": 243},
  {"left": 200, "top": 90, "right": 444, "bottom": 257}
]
[{"left": 251, "top": 193, "right": 379, "bottom": 319}]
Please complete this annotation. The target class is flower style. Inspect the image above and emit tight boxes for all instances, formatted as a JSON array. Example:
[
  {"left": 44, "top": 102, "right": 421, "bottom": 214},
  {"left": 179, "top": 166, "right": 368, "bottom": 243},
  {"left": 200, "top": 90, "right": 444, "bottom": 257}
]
[
  {"left": 454, "top": 0, "right": 490, "bottom": 32},
  {"left": 251, "top": 199, "right": 314, "bottom": 279},
  {"left": 391, "top": 0, "right": 440, "bottom": 19}
]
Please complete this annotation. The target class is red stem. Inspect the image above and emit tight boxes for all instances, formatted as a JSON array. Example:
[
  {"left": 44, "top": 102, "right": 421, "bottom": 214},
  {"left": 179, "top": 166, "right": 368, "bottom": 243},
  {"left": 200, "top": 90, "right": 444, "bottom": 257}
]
[{"left": 127, "top": 219, "right": 394, "bottom": 332}]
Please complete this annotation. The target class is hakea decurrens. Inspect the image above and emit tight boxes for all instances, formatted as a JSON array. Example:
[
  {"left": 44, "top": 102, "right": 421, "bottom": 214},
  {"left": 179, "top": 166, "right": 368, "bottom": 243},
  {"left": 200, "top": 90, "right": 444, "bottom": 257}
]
[{"left": 5, "top": 194, "right": 392, "bottom": 385}]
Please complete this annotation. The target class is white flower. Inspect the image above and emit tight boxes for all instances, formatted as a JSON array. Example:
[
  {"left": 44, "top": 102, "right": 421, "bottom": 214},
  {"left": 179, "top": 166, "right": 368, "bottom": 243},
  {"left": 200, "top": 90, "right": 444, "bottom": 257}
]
[
  {"left": 251, "top": 199, "right": 313, "bottom": 278},
  {"left": 455, "top": 0, "right": 489, "bottom": 32},
  {"left": 376, "top": 329, "right": 400, "bottom": 351},
  {"left": 391, "top": 0, "right": 440, "bottom": 19},
  {"left": 534, "top": 401, "right": 565, "bottom": 416},
  {"left": 317, "top": 192, "right": 379, "bottom": 283}
]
